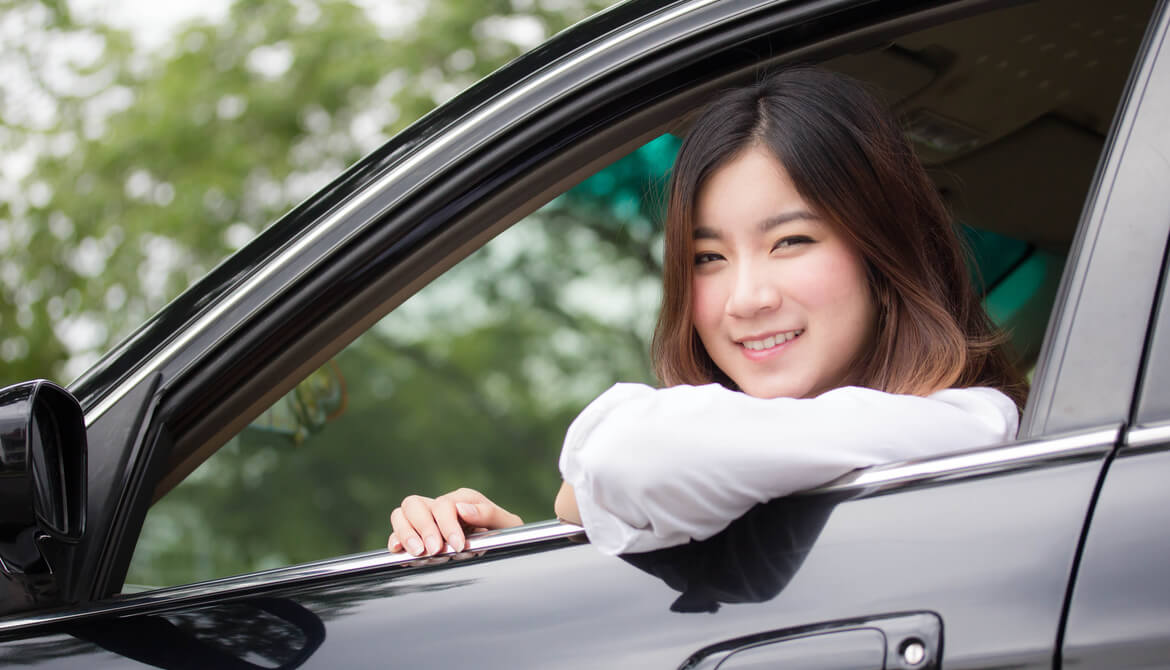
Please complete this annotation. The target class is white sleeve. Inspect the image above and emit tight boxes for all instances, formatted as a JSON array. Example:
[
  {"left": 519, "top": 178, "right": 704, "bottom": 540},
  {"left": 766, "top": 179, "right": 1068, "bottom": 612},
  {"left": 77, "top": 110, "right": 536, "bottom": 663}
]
[{"left": 558, "top": 383, "right": 1018, "bottom": 555}]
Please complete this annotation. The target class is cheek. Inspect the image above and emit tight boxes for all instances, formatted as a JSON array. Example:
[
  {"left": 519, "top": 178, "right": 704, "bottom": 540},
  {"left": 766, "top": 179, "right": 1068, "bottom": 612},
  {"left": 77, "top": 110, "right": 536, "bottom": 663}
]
[
  {"left": 690, "top": 277, "right": 724, "bottom": 333},
  {"left": 799, "top": 248, "right": 874, "bottom": 326},
  {"left": 833, "top": 258, "right": 877, "bottom": 348}
]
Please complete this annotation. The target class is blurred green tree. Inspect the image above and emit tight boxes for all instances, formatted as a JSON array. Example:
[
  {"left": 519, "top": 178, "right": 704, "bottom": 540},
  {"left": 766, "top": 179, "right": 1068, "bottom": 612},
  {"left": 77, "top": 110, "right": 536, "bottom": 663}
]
[
  {"left": 3, "top": 0, "right": 689, "bottom": 587},
  {"left": 0, "top": 0, "right": 619, "bottom": 384}
]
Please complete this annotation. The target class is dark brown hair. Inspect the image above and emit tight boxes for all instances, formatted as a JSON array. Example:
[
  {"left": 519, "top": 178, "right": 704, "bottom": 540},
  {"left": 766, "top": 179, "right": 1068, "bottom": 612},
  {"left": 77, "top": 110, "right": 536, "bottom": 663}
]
[{"left": 651, "top": 67, "right": 1028, "bottom": 408}]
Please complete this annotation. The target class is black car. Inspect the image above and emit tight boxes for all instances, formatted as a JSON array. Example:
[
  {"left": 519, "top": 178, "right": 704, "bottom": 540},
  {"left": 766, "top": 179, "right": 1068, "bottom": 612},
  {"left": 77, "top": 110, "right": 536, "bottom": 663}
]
[{"left": 2, "top": 0, "right": 1169, "bottom": 666}]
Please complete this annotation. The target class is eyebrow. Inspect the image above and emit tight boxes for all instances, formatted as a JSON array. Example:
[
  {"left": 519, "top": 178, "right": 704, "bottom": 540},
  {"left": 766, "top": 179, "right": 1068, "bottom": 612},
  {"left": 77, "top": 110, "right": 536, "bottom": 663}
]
[{"left": 693, "top": 209, "right": 820, "bottom": 240}]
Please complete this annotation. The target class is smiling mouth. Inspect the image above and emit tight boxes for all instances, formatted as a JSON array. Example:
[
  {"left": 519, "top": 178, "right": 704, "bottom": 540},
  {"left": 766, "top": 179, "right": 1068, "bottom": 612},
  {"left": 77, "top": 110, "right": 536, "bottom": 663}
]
[{"left": 740, "top": 329, "right": 804, "bottom": 351}]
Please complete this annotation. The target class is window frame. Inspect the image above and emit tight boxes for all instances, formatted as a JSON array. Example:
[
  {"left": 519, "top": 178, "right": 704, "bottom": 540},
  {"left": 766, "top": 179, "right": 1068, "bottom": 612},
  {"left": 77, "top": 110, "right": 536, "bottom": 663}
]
[
  {"left": 1019, "top": 0, "right": 1170, "bottom": 438},
  {"left": 63, "top": 0, "right": 1166, "bottom": 604}
]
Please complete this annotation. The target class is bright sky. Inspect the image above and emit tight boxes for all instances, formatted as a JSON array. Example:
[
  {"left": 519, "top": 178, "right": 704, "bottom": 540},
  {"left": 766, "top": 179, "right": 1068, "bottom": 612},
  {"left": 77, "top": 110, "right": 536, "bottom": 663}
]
[
  {"left": 66, "top": 0, "right": 425, "bottom": 51},
  {"left": 1, "top": 0, "right": 235, "bottom": 186},
  {"left": 69, "top": 0, "right": 233, "bottom": 51},
  {"left": 1, "top": 0, "right": 426, "bottom": 182}
]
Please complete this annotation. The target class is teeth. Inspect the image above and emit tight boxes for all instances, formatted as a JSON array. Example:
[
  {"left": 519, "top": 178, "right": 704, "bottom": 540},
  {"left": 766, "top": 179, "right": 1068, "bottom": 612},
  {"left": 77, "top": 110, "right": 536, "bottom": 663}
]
[{"left": 742, "top": 329, "right": 803, "bottom": 351}]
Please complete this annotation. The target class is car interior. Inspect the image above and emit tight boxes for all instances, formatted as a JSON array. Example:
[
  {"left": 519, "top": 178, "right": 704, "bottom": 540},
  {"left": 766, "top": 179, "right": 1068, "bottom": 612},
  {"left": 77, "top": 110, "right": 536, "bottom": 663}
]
[
  {"left": 834, "top": 0, "right": 1152, "bottom": 368},
  {"left": 572, "top": 0, "right": 1154, "bottom": 373},
  {"left": 125, "top": 0, "right": 1159, "bottom": 589}
]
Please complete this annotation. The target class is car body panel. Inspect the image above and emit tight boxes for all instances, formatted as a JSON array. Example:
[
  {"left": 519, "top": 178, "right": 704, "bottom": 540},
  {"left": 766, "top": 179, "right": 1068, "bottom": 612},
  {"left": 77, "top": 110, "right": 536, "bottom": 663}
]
[
  {"left": 1062, "top": 27, "right": 1170, "bottom": 652},
  {"left": 0, "top": 0, "right": 1167, "bottom": 666},
  {"left": 1062, "top": 435, "right": 1170, "bottom": 668},
  {"left": 0, "top": 450, "right": 1109, "bottom": 668}
]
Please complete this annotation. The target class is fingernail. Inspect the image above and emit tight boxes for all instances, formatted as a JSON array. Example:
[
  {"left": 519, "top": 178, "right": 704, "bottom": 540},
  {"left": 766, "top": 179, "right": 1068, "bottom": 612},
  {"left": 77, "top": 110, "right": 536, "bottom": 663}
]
[
  {"left": 406, "top": 537, "right": 424, "bottom": 556},
  {"left": 456, "top": 502, "right": 476, "bottom": 518},
  {"left": 449, "top": 535, "right": 464, "bottom": 552},
  {"left": 389, "top": 537, "right": 402, "bottom": 552},
  {"left": 424, "top": 534, "right": 440, "bottom": 555}
]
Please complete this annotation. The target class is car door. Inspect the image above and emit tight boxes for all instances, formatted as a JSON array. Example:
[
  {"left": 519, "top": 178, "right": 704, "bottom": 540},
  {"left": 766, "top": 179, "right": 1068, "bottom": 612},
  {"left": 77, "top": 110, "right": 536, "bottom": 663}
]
[
  {"left": 0, "top": 0, "right": 1165, "bottom": 668},
  {"left": 1061, "top": 2, "right": 1170, "bottom": 662}
]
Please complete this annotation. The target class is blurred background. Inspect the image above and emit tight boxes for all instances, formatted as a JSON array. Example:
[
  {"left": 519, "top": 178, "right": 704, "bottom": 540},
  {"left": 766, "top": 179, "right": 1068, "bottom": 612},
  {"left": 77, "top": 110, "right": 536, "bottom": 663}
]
[
  {"left": 1, "top": 0, "right": 681, "bottom": 587},
  {"left": 0, "top": 0, "right": 628, "bottom": 384}
]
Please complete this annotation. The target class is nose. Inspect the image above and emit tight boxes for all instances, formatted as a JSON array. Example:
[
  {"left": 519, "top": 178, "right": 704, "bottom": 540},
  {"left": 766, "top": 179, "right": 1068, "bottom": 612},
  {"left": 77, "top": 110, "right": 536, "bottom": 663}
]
[{"left": 725, "top": 259, "right": 781, "bottom": 318}]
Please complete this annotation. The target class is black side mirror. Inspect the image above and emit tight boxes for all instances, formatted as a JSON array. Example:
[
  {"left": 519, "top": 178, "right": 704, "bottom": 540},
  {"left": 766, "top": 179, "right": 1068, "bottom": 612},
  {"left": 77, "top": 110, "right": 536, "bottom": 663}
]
[{"left": 0, "top": 379, "right": 87, "bottom": 610}]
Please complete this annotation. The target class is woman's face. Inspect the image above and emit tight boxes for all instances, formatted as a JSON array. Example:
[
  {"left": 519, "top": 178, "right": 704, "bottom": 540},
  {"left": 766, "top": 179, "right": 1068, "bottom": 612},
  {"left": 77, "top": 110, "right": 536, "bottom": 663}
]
[{"left": 691, "top": 147, "right": 877, "bottom": 399}]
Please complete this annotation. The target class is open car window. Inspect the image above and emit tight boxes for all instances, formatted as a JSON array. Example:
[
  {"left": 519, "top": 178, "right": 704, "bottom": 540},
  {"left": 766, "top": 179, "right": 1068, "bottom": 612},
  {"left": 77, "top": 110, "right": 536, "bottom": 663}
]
[
  {"left": 125, "top": 0, "right": 1156, "bottom": 589},
  {"left": 125, "top": 137, "right": 677, "bottom": 587}
]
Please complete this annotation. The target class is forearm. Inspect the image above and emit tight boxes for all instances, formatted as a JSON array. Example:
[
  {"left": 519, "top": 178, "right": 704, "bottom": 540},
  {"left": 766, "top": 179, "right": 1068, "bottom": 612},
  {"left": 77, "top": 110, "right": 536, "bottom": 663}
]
[{"left": 558, "top": 383, "right": 1017, "bottom": 554}]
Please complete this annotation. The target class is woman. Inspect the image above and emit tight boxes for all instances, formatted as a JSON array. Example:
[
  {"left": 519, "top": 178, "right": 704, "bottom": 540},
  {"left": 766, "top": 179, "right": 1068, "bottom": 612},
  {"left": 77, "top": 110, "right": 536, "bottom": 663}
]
[{"left": 388, "top": 67, "right": 1026, "bottom": 557}]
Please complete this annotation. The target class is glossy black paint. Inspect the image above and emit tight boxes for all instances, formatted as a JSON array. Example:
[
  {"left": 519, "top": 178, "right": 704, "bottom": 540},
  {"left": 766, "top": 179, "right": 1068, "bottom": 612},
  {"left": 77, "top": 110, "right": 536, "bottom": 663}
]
[
  {"left": 0, "top": 453, "right": 1107, "bottom": 668},
  {"left": 1061, "top": 442, "right": 1170, "bottom": 667},
  {"left": 67, "top": 374, "right": 159, "bottom": 602},
  {"left": 72, "top": 597, "right": 325, "bottom": 669},
  {"left": 1065, "top": 27, "right": 1170, "bottom": 654},
  {"left": 683, "top": 612, "right": 941, "bottom": 670},
  {"left": 2, "top": 0, "right": 1168, "bottom": 667},
  {"left": 0, "top": 381, "right": 86, "bottom": 614}
]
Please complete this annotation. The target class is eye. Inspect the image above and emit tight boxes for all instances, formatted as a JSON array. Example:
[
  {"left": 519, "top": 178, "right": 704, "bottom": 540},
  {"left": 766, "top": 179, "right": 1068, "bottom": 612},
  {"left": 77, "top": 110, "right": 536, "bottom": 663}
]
[
  {"left": 773, "top": 235, "right": 814, "bottom": 251},
  {"left": 694, "top": 252, "right": 724, "bottom": 266}
]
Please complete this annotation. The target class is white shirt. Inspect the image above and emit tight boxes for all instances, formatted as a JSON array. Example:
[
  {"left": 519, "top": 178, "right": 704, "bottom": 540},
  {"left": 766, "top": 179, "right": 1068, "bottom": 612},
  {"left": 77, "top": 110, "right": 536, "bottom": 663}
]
[{"left": 558, "top": 383, "right": 1019, "bottom": 555}]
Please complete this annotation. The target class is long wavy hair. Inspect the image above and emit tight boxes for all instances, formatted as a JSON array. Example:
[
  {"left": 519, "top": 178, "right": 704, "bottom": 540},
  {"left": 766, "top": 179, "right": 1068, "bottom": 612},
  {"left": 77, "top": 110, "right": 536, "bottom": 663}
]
[{"left": 651, "top": 67, "right": 1028, "bottom": 408}]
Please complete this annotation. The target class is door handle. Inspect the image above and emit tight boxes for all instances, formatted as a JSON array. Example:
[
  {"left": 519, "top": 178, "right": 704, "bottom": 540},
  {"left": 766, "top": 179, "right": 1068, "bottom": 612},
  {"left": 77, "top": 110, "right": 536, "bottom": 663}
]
[{"left": 682, "top": 611, "right": 942, "bottom": 670}]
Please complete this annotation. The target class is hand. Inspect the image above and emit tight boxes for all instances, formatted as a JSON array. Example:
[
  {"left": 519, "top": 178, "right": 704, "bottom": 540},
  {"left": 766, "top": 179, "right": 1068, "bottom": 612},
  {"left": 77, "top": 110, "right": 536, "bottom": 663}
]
[{"left": 388, "top": 488, "right": 523, "bottom": 556}]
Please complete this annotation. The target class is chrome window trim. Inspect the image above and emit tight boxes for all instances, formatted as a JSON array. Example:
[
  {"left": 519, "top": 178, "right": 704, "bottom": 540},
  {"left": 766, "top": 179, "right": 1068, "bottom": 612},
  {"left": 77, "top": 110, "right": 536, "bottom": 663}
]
[
  {"left": 0, "top": 520, "right": 584, "bottom": 634},
  {"left": 82, "top": 0, "right": 755, "bottom": 426},
  {"left": 1122, "top": 423, "right": 1170, "bottom": 450},
  {"left": 0, "top": 426, "right": 1121, "bottom": 633},
  {"left": 809, "top": 425, "right": 1121, "bottom": 495}
]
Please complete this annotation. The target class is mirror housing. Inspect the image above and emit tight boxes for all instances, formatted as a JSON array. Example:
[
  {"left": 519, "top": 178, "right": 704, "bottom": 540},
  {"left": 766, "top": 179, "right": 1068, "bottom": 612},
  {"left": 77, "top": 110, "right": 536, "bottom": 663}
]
[{"left": 0, "top": 380, "right": 87, "bottom": 609}]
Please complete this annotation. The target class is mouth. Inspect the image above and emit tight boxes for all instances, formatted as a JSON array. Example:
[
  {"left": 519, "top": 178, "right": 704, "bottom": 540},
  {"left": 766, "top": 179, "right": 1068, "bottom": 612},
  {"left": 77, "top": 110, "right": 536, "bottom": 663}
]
[{"left": 738, "top": 329, "right": 804, "bottom": 352}]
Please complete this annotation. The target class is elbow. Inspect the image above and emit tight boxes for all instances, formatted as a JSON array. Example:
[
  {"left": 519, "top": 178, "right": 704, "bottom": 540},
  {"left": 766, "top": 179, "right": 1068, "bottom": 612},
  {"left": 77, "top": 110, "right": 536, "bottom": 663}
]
[
  {"left": 560, "top": 406, "right": 675, "bottom": 525},
  {"left": 555, "top": 482, "right": 582, "bottom": 525}
]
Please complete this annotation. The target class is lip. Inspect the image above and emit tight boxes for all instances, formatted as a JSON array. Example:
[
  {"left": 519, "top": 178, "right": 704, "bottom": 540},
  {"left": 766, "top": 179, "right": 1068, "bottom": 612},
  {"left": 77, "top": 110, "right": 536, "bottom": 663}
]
[{"left": 736, "top": 329, "right": 802, "bottom": 361}]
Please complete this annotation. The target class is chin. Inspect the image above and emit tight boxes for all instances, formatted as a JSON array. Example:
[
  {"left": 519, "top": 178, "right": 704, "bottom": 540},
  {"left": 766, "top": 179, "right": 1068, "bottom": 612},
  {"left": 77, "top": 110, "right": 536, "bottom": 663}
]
[{"left": 737, "top": 380, "right": 811, "bottom": 400}]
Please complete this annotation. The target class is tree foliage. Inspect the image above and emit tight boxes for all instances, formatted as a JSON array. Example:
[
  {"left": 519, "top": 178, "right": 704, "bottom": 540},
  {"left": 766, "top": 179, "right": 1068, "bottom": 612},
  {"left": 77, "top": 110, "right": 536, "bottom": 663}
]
[
  {"left": 3, "top": 0, "right": 688, "bottom": 587},
  {"left": 0, "top": 0, "right": 617, "bottom": 384}
]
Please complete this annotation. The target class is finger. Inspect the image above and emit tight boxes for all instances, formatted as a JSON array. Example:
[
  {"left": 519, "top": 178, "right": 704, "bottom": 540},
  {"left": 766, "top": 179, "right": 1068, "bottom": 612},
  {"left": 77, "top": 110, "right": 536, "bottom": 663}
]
[
  {"left": 438, "top": 489, "right": 486, "bottom": 528},
  {"left": 455, "top": 500, "right": 523, "bottom": 530},
  {"left": 387, "top": 532, "right": 404, "bottom": 553},
  {"left": 390, "top": 506, "right": 426, "bottom": 556},
  {"left": 430, "top": 498, "right": 466, "bottom": 552},
  {"left": 401, "top": 495, "right": 443, "bottom": 555},
  {"left": 455, "top": 501, "right": 483, "bottom": 525},
  {"left": 442, "top": 488, "right": 523, "bottom": 530}
]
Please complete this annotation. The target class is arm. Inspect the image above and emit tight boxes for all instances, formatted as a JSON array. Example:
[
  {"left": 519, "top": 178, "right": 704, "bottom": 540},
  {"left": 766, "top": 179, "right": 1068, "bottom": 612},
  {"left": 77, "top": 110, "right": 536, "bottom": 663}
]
[
  {"left": 559, "top": 382, "right": 1018, "bottom": 555},
  {"left": 554, "top": 481, "right": 582, "bottom": 525}
]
